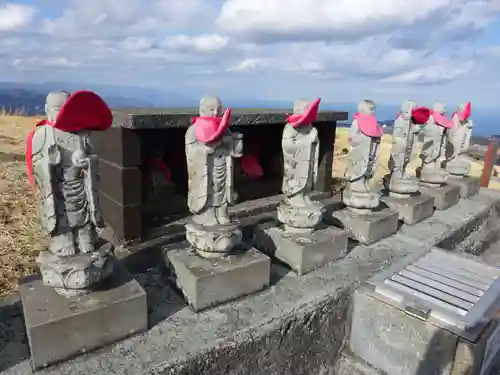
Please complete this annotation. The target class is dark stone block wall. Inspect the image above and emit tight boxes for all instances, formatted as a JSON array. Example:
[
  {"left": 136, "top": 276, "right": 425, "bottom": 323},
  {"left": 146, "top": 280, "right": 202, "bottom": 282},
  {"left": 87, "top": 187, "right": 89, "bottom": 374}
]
[{"left": 91, "top": 108, "right": 348, "bottom": 243}]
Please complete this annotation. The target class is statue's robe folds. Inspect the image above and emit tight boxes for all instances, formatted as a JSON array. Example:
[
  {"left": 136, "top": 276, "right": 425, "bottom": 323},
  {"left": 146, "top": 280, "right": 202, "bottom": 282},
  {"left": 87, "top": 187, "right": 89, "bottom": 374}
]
[
  {"left": 185, "top": 126, "right": 241, "bottom": 214},
  {"left": 281, "top": 123, "right": 319, "bottom": 197},
  {"left": 345, "top": 119, "right": 380, "bottom": 185},
  {"left": 420, "top": 115, "right": 445, "bottom": 165},
  {"left": 446, "top": 114, "right": 473, "bottom": 161},
  {"left": 30, "top": 125, "right": 102, "bottom": 236},
  {"left": 389, "top": 116, "right": 415, "bottom": 178}
]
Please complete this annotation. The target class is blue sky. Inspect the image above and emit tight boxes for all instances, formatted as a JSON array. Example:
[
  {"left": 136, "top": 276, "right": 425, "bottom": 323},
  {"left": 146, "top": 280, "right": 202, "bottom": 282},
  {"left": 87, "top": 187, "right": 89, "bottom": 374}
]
[{"left": 1, "top": 0, "right": 500, "bottom": 109}]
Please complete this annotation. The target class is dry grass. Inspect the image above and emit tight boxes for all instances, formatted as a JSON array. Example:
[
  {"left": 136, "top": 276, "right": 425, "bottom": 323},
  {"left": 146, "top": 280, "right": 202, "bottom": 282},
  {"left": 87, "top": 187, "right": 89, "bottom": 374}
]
[
  {"left": 0, "top": 120, "right": 497, "bottom": 296},
  {"left": 0, "top": 115, "right": 45, "bottom": 295}
]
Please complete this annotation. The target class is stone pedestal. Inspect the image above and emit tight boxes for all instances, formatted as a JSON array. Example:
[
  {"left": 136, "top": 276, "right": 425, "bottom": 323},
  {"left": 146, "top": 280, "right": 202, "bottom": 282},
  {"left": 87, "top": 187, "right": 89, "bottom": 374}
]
[
  {"left": 20, "top": 261, "right": 148, "bottom": 370},
  {"left": 381, "top": 193, "right": 435, "bottom": 225},
  {"left": 254, "top": 223, "right": 348, "bottom": 275},
  {"left": 447, "top": 176, "right": 481, "bottom": 199},
  {"left": 419, "top": 184, "right": 460, "bottom": 210},
  {"left": 329, "top": 206, "right": 399, "bottom": 245},
  {"left": 165, "top": 244, "right": 271, "bottom": 312}
]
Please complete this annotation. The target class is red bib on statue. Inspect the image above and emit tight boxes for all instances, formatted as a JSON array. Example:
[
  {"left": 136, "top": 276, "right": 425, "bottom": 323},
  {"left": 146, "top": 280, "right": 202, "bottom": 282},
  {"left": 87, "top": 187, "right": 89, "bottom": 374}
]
[
  {"left": 193, "top": 108, "right": 232, "bottom": 143},
  {"left": 286, "top": 98, "right": 321, "bottom": 128},
  {"left": 354, "top": 113, "right": 383, "bottom": 138}
]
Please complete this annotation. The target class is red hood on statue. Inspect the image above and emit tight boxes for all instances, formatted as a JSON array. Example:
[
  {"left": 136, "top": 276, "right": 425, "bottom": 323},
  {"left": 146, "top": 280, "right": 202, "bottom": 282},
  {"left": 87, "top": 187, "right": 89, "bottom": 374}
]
[
  {"left": 354, "top": 112, "right": 383, "bottom": 138},
  {"left": 453, "top": 101, "right": 472, "bottom": 122},
  {"left": 26, "top": 90, "right": 113, "bottom": 189},
  {"left": 286, "top": 98, "right": 321, "bottom": 128},
  {"left": 431, "top": 110, "right": 453, "bottom": 129},
  {"left": 192, "top": 108, "right": 232, "bottom": 144}
]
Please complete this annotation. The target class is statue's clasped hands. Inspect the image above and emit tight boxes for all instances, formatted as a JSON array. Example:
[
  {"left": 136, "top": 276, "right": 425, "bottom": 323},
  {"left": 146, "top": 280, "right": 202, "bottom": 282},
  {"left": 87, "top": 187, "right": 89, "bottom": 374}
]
[{"left": 72, "top": 150, "right": 90, "bottom": 168}]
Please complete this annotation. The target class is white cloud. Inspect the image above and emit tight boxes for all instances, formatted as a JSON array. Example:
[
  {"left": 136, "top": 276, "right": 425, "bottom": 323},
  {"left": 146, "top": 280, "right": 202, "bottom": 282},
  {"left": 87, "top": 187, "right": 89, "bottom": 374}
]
[
  {"left": 12, "top": 57, "right": 81, "bottom": 70},
  {"left": 163, "top": 34, "right": 230, "bottom": 53},
  {"left": 42, "top": 0, "right": 211, "bottom": 38},
  {"left": 383, "top": 61, "right": 476, "bottom": 84},
  {"left": 0, "top": 3, "right": 35, "bottom": 31},
  {"left": 217, "top": 0, "right": 455, "bottom": 41}
]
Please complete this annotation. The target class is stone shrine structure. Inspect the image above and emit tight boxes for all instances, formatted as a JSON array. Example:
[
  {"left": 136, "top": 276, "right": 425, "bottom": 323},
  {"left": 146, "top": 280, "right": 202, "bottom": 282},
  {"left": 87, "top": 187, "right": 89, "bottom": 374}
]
[
  {"left": 21, "top": 90, "right": 147, "bottom": 369},
  {"left": 165, "top": 95, "right": 271, "bottom": 312},
  {"left": 330, "top": 100, "right": 398, "bottom": 244},
  {"left": 91, "top": 106, "right": 344, "bottom": 243},
  {"left": 254, "top": 99, "right": 348, "bottom": 275},
  {"left": 381, "top": 100, "right": 435, "bottom": 224},
  {"left": 418, "top": 101, "right": 461, "bottom": 210},
  {"left": 445, "top": 101, "right": 481, "bottom": 198}
]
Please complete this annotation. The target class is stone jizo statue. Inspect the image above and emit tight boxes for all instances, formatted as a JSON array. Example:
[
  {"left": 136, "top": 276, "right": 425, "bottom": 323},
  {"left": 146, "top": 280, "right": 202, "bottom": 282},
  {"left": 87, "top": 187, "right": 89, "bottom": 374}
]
[
  {"left": 418, "top": 102, "right": 453, "bottom": 185},
  {"left": 26, "top": 90, "right": 114, "bottom": 296},
  {"left": 185, "top": 95, "right": 244, "bottom": 258},
  {"left": 445, "top": 102, "right": 473, "bottom": 177},
  {"left": 343, "top": 100, "right": 384, "bottom": 210},
  {"left": 387, "top": 100, "right": 430, "bottom": 195},
  {"left": 278, "top": 98, "right": 324, "bottom": 233}
]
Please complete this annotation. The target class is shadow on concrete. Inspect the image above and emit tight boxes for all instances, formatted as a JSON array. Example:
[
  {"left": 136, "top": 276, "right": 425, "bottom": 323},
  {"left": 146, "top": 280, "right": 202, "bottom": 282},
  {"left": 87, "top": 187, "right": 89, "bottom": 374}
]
[
  {"left": 0, "top": 295, "right": 30, "bottom": 372},
  {"left": 134, "top": 266, "right": 187, "bottom": 329},
  {"left": 414, "top": 324, "right": 498, "bottom": 375},
  {"left": 121, "top": 245, "right": 187, "bottom": 329}
]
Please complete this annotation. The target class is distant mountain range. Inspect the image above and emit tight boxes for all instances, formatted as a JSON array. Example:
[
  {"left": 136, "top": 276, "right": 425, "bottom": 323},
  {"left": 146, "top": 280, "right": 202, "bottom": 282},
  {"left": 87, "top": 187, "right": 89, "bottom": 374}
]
[
  {"left": 0, "top": 85, "right": 157, "bottom": 115},
  {"left": 0, "top": 81, "right": 496, "bottom": 136}
]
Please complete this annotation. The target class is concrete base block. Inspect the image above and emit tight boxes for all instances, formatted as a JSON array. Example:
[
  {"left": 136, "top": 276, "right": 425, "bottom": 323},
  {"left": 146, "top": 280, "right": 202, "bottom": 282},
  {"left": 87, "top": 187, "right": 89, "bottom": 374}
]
[
  {"left": 447, "top": 176, "right": 481, "bottom": 199},
  {"left": 350, "top": 287, "right": 500, "bottom": 375},
  {"left": 381, "top": 194, "right": 435, "bottom": 225},
  {"left": 330, "top": 206, "right": 399, "bottom": 245},
  {"left": 254, "top": 224, "right": 349, "bottom": 275},
  {"left": 350, "top": 287, "right": 457, "bottom": 375},
  {"left": 20, "top": 261, "right": 148, "bottom": 370},
  {"left": 165, "top": 246, "right": 271, "bottom": 312},
  {"left": 419, "top": 184, "right": 460, "bottom": 210}
]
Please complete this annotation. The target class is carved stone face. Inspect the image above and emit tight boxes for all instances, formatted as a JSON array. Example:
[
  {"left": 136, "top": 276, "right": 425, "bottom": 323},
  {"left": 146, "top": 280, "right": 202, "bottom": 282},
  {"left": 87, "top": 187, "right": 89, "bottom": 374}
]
[
  {"left": 358, "top": 100, "right": 375, "bottom": 114},
  {"left": 293, "top": 99, "right": 311, "bottom": 114},
  {"left": 432, "top": 101, "right": 446, "bottom": 114},
  {"left": 401, "top": 100, "right": 416, "bottom": 113},
  {"left": 45, "top": 91, "right": 70, "bottom": 122},
  {"left": 199, "top": 95, "right": 222, "bottom": 117}
]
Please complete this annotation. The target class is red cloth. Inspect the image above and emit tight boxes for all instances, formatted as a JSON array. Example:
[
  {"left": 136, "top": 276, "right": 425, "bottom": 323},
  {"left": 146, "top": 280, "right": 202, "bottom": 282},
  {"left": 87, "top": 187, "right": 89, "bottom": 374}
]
[
  {"left": 192, "top": 108, "right": 232, "bottom": 143},
  {"left": 395, "top": 107, "right": 431, "bottom": 125},
  {"left": 431, "top": 110, "right": 453, "bottom": 129},
  {"left": 411, "top": 107, "right": 431, "bottom": 125},
  {"left": 241, "top": 154, "right": 263, "bottom": 178},
  {"left": 25, "top": 90, "right": 113, "bottom": 189},
  {"left": 286, "top": 98, "right": 321, "bottom": 128},
  {"left": 151, "top": 158, "right": 171, "bottom": 183},
  {"left": 354, "top": 113, "right": 383, "bottom": 137},
  {"left": 452, "top": 101, "right": 472, "bottom": 122}
]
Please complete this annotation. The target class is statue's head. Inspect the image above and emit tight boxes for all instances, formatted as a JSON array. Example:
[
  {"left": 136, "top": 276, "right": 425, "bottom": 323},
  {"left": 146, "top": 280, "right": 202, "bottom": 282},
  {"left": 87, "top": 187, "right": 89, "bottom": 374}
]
[
  {"left": 358, "top": 100, "right": 375, "bottom": 114},
  {"left": 199, "top": 95, "right": 222, "bottom": 117},
  {"left": 401, "top": 100, "right": 416, "bottom": 113},
  {"left": 432, "top": 101, "right": 446, "bottom": 114},
  {"left": 45, "top": 91, "right": 70, "bottom": 122},
  {"left": 293, "top": 99, "right": 312, "bottom": 115}
]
